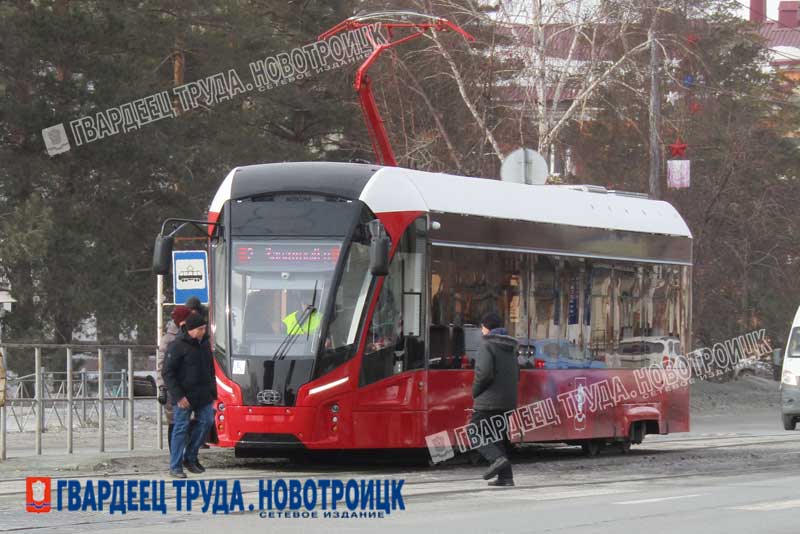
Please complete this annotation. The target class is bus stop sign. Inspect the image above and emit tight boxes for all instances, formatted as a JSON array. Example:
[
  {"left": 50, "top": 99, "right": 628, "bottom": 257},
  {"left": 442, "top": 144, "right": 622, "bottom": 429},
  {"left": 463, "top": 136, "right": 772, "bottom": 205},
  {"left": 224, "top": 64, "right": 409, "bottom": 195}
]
[{"left": 172, "top": 250, "right": 209, "bottom": 305}]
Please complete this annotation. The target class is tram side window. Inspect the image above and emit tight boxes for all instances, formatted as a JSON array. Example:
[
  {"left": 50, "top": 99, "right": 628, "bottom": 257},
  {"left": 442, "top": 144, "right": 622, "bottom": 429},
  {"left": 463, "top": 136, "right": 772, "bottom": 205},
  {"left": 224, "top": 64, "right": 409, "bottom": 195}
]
[
  {"left": 360, "top": 219, "right": 426, "bottom": 386},
  {"left": 210, "top": 211, "right": 228, "bottom": 374},
  {"left": 425, "top": 247, "right": 689, "bottom": 371},
  {"left": 315, "top": 241, "right": 372, "bottom": 377},
  {"left": 522, "top": 256, "right": 592, "bottom": 370},
  {"left": 430, "top": 247, "right": 523, "bottom": 369},
  {"left": 591, "top": 264, "right": 687, "bottom": 369},
  {"left": 587, "top": 266, "right": 612, "bottom": 364},
  {"left": 521, "top": 257, "right": 688, "bottom": 370}
]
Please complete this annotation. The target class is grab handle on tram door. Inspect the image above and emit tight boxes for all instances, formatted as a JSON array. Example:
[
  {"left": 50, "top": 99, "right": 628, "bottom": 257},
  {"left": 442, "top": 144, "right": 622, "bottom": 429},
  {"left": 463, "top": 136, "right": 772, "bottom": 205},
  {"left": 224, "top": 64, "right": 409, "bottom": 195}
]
[{"left": 393, "top": 350, "right": 405, "bottom": 375}]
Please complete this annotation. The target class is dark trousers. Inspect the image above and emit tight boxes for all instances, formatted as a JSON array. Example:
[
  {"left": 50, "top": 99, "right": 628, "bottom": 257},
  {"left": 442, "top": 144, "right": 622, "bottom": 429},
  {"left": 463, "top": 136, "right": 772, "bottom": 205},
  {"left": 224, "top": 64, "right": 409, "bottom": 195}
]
[{"left": 470, "top": 409, "right": 513, "bottom": 480}]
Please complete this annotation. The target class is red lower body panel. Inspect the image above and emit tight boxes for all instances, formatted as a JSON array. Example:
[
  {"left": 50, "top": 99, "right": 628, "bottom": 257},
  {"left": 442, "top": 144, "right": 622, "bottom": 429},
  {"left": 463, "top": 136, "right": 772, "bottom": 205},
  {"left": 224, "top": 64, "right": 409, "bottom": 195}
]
[{"left": 217, "top": 369, "right": 689, "bottom": 452}]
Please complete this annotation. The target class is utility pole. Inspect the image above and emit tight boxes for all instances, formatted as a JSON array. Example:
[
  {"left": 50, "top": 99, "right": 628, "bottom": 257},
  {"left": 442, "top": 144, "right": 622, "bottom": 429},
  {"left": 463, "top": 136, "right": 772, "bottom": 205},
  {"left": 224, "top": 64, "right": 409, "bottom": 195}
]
[{"left": 647, "top": 9, "right": 662, "bottom": 200}]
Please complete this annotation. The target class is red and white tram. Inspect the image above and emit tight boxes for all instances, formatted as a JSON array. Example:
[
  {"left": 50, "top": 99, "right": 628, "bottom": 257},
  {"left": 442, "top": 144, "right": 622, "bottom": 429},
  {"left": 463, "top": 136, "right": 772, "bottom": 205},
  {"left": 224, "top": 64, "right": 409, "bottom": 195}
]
[{"left": 154, "top": 161, "right": 692, "bottom": 457}]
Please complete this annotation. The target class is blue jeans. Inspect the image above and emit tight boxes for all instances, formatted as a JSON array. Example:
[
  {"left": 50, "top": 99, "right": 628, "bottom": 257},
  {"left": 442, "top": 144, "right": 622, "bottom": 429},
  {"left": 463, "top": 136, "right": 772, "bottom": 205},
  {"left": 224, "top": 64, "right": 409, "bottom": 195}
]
[{"left": 170, "top": 402, "right": 214, "bottom": 472}]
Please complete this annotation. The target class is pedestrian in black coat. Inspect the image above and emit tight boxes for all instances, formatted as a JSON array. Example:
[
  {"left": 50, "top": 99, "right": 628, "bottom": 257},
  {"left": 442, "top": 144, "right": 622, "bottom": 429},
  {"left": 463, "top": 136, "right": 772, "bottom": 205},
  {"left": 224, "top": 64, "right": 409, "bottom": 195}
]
[
  {"left": 471, "top": 312, "right": 519, "bottom": 487},
  {"left": 162, "top": 314, "right": 217, "bottom": 478}
]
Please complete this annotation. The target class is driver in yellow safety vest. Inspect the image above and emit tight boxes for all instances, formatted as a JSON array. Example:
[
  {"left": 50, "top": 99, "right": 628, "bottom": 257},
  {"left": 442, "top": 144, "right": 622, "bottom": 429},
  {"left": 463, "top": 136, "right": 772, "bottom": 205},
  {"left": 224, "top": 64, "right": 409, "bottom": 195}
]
[{"left": 282, "top": 307, "right": 321, "bottom": 335}]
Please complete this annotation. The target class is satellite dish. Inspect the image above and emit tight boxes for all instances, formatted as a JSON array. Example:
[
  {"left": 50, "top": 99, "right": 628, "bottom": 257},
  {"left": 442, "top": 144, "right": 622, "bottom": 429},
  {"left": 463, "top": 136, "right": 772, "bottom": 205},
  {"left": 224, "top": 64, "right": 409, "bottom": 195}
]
[{"left": 500, "top": 148, "right": 548, "bottom": 185}]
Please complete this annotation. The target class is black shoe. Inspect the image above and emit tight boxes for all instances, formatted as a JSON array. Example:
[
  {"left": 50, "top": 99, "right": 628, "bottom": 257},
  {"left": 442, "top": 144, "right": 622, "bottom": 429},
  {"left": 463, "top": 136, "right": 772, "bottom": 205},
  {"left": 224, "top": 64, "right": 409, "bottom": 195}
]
[
  {"left": 169, "top": 469, "right": 187, "bottom": 479},
  {"left": 184, "top": 459, "right": 205, "bottom": 471},
  {"left": 488, "top": 478, "right": 515, "bottom": 487},
  {"left": 483, "top": 457, "right": 511, "bottom": 480},
  {"left": 184, "top": 461, "right": 205, "bottom": 474}
]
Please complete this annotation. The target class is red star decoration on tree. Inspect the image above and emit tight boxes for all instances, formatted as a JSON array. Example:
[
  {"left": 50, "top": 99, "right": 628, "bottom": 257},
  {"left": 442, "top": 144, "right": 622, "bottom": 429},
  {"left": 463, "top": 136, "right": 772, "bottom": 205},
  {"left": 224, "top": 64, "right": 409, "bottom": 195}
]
[
  {"left": 686, "top": 34, "right": 700, "bottom": 45},
  {"left": 669, "top": 139, "right": 688, "bottom": 157}
]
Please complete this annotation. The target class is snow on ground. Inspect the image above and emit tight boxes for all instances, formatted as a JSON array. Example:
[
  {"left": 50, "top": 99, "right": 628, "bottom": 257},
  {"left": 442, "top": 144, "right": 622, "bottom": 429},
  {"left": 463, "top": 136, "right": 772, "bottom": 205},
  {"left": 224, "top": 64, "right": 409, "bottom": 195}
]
[{"left": 691, "top": 375, "right": 780, "bottom": 415}]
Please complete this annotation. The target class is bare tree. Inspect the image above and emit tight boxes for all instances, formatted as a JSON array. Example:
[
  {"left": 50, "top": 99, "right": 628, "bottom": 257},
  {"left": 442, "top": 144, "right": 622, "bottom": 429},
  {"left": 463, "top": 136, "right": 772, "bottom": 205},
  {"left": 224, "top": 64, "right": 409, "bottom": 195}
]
[
  {"left": 503, "top": 1, "right": 666, "bottom": 160},
  {"left": 407, "top": 0, "right": 669, "bottom": 175}
]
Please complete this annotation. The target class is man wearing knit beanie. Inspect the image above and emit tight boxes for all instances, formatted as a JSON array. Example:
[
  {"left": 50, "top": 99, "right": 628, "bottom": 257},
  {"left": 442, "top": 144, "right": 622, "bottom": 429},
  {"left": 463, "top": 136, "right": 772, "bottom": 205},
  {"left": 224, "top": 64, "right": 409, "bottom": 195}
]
[
  {"left": 470, "top": 311, "right": 519, "bottom": 486},
  {"left": 183, "top": 299, "right": 212, "bottom": 449},
  {"left": 185, "top": 296, "right": 207, "bottom": 318},
  {"left": 162, "top": 313, "right": 216, "bottom": 478}
]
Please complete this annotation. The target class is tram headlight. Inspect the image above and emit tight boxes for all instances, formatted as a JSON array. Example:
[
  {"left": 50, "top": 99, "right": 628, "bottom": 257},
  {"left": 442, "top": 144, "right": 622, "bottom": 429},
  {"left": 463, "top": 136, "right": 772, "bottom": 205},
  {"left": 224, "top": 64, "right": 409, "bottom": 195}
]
[
  {"left": 330, "top": 403, "right": 340, "bottom": 413},
  {"left": 332, "top": 416, "right": 339, "bottom": 423},
  {"left": 218, "top": 414, "right": 225, "bottom": 422},
  {"left": 217, "top": 402, "right": 225, "bottom": 412}
]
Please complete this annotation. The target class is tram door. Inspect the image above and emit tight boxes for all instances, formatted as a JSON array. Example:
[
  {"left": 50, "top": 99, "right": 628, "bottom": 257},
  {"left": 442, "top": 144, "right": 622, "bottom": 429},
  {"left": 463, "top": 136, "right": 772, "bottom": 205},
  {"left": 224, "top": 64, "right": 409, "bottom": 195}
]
[
  {"left": 353, "top": 218, "right": 429, "bottom": 448},
  {"left": 426, "top": 246, "right": 528, "bottom": 437}
]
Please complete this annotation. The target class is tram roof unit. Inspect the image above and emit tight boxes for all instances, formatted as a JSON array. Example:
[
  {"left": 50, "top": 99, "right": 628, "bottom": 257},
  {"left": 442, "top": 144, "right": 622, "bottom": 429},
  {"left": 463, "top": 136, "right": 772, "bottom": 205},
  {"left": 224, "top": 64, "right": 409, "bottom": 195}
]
[
  {"left": 360, "top": 166, "right": 692, "bottom": 239},
  {"left": 212, "top": 162, "right": 692, "bottom": 241}
]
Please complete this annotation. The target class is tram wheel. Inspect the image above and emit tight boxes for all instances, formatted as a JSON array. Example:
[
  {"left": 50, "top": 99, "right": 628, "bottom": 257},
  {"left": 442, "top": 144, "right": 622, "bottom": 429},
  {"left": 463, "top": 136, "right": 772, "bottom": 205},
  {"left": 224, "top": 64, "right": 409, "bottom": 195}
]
[{"left": 581, "top": 440, "right": 602, "bottom": 457}]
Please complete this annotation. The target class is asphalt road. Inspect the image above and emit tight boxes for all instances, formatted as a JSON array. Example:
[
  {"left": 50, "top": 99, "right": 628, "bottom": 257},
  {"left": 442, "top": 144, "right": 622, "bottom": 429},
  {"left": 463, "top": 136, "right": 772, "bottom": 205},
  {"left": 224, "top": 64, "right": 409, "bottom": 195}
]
[
  {"left": 3, "top": 409, "right": 799, "bottom": 534},
  {"left": 93, "top": 469, "right": 800, "bottom": 534}
]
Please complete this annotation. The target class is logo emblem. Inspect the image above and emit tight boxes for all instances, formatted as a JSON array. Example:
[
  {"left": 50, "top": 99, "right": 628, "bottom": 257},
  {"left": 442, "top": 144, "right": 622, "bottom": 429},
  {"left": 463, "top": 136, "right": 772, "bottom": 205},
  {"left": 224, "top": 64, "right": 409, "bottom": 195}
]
[
  {"left": 425, "top": 430, "right": 455, "bottom": 464},
  {"left": 26, "top": 477, "right": 51, "bottom": 513},
  {"left": 574, "top": 377, "right": 587, "bottom": 431},
  {"left": 257, "top": 389, "right": 281, "bottom": 405},
  {"left": 41, "top": 124, "right": 71, "bottom": 156}
]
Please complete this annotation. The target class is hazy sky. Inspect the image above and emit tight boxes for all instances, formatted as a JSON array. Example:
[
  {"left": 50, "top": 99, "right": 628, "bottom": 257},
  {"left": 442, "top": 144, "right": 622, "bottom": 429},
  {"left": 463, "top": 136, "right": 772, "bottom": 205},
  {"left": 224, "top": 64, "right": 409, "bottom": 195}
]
[{"left": 736, "top": 0, "right": 784, "bottom": 21}]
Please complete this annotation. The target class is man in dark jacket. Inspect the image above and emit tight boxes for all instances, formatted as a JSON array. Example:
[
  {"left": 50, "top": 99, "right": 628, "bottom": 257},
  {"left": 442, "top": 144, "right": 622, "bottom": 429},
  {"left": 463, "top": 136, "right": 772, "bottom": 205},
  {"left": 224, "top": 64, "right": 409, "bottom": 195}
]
[
  {"left": 471, "top": 312, "right": 519, "bottom": 486},
  {"left": 162, "top": 313, "right": 217, "bottom": 478}
]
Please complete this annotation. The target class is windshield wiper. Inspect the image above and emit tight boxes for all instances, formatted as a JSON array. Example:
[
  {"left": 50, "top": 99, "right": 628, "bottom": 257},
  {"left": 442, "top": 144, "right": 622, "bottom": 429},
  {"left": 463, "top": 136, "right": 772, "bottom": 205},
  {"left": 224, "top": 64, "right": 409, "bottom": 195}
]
[
  {"left": 274, "top": 305, "right": 316, "bottom": 361},
  {"left": 272, "top": 281, "right": 319, "bottom": 361},
  {"left": 272, "top": 306, "right": 313, "bottom": 361}
]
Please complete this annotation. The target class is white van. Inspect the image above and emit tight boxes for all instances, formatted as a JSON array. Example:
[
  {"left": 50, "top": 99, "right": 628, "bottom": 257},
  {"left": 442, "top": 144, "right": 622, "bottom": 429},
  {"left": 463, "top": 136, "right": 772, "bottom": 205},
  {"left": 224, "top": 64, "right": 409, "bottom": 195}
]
[{"left": 781, "top": 305, "right": 800, "bottom": 430}]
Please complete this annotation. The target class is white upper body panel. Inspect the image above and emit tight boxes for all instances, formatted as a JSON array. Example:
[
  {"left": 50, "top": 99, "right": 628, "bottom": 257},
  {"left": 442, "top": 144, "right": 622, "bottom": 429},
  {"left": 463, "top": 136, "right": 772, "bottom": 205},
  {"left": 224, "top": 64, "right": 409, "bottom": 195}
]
[
  {"left": 209, "top": 168, "right": 237, "bottom": 215},
  {"left": 359, "top": 166, "right": 692, "bottom": 238}
]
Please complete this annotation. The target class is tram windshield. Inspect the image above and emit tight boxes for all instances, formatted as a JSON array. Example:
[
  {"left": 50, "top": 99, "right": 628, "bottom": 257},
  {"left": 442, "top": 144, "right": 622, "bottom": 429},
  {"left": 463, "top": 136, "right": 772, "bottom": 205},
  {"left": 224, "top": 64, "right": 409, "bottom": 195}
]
[
  {"left": 228, "top": 236, "right": 373, "bottom": 405},
  {"left": 231, "top": 239, "right": 342, "bottom": 358}
]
